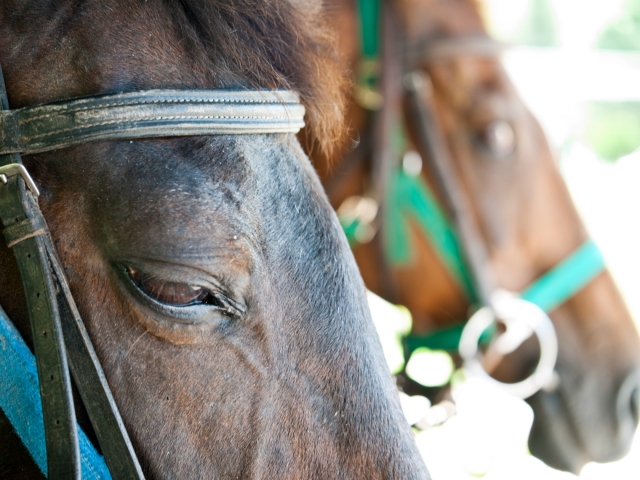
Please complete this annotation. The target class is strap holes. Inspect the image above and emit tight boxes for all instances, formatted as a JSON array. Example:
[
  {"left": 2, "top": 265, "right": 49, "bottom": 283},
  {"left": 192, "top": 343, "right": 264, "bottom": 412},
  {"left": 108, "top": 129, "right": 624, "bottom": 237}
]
[
  {"left": 55, "top": 420, "right": 60, "bottom": 426},
  {"left": 36, "top": 292, "right": 40, "bottom": 298},
  {"left": 26, "top": 253, "right": 31, "bottom": 258},
  {"left": 49, "top": 374, "right": 54, "bottom": 380},
  {"left": 42, "top": 330, "right": 47, "bottom": 337}
]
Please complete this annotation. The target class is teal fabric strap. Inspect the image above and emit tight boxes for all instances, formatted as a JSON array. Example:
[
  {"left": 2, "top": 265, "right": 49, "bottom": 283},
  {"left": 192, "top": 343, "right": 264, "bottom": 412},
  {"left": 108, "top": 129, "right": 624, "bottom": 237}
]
[
  {"left": 341, "top": 167, "right": 607, "bottom": 353},
  {"left": 384, "top": 170, "right": 477, "bottom": 301},
  {"left": 404, "top": 239, "right": 606, "bottom": 354},
  {"left": 0, "top": 305, "right": 111, "bottom": 479},
  {"left": 404, "top": 324, "right": 497, "bottom": 353},
  {"left": 520, "top": 239, "right": 605, "bottom": 312},
  {"left": 354, "top": 0, "right": 383, "bottom": 110},
  {"left": 358, "top": 0, "right": 380, "bottom": 58}
]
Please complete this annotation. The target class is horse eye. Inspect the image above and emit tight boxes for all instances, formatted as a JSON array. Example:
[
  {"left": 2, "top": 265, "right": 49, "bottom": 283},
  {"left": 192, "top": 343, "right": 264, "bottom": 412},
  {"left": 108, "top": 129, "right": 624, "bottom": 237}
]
[
  {"left": 126, "top": 266, "right": 223, "bottom": 309},
  {"left": 476, "top": 120, "right": 516, "bottom": 159}
]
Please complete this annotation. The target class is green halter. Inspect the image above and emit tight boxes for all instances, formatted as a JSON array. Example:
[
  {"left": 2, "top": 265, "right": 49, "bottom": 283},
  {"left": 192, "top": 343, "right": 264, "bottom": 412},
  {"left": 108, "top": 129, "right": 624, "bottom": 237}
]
[
  {"left": 341, "top": 167, "right": 606, "bottom": 353},
  {"left": 343, "top": 0, "right": 607, "bottom": 355},
  {"left": 354, "top": 0, "right": 384, "bottom": 110}
]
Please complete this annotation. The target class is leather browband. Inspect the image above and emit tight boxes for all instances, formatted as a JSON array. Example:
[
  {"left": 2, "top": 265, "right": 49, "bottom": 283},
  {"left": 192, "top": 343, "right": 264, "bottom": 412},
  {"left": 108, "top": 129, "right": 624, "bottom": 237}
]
[
  {"left": 407, "top": 35, "right": 508, "bottom": 68},
  {"left": 0, "top": 89, "right": 306, "bottom": 155}
]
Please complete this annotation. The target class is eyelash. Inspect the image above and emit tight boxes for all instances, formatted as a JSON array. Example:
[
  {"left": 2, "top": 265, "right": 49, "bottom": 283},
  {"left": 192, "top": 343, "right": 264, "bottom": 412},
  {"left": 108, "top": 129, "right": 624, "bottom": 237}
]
[{"left": 124, "top": 266, "right": 245, "bottom": 318}]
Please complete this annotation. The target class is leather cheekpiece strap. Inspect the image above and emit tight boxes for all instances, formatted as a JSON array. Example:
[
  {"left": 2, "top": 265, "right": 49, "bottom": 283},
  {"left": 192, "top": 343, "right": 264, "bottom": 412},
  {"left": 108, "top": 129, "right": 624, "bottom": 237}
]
[
  {"left": 3, "top": 215, "right": 47, "bottom": 248},
  {"left": 0, "top": 163, "right": 146, "bottom": 479},
  {"left": 0, "top": 156, "right": 81, "bottom": 479}
]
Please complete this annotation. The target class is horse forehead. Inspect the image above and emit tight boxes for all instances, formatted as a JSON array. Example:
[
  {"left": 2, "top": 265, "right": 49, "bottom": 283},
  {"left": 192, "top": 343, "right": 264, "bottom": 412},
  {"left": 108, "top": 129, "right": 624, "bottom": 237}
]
[{"left": 59, "top": 135, "right": 305, "bottom": 243}]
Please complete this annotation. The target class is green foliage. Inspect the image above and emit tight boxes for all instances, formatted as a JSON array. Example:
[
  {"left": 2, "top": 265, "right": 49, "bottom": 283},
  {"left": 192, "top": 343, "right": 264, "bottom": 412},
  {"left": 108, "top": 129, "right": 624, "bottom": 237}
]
[
  {"left": 596, "top": 0, "right": 640, "bottom": 51},
  {"left": 584, "top": 102, "right": 640, "bottom": 161},
  {"left": 517, "top": 0, "right": 559, "bottom": 47}
]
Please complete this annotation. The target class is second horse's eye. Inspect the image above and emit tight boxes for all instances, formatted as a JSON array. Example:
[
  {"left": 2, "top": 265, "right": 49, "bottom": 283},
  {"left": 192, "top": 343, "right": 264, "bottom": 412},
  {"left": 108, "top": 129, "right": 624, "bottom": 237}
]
[
  {"left": 126, "top": 266, "right": 214, "bottom": 307},
  {"left": 476, "top": 120, "right": 516, "bottom": 159}
]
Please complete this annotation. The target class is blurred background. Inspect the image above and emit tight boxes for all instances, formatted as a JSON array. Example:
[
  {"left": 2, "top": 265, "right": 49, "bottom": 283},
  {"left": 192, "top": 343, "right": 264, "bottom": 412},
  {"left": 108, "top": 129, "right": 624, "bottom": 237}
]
[{"left": 377, "top": 0, "right": 640, "bottom": 477}]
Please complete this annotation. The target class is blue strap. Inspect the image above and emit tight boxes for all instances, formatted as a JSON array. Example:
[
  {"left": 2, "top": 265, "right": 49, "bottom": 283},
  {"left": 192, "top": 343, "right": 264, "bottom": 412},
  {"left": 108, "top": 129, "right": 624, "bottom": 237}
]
[{"left": 0, "top": 306, "right": 112, "bottom": 479}]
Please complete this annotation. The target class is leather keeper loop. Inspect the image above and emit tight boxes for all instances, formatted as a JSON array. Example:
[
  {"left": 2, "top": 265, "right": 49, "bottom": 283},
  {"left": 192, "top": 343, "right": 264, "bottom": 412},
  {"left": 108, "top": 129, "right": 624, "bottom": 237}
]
[{"left": 4, "top": 216, "right": 47, "bottom": 248}]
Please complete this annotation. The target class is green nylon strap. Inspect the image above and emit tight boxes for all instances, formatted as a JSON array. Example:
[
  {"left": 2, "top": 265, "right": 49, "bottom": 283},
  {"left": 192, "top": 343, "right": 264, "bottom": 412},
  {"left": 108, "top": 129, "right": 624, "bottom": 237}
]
[
  {"left": 350, "top": 0, "right": 605, "bottom": 356},
  {"left": 354, "top": 0, "right": 383, "bottom": 110},
  {"left": 341, "top": 168, "right": 607, "bottom": 354},
  {"left": 404, "top": 239, "right": 606, "bottom": 354},
  {"left": 384, "top": 169, "right": 477, "bottom": 301},
  {"left": 519, "top": 239, "right": 604, "bottom": 312},
  {"left": 358, "top": 0, "right": 380, "bottom": 58},
  {"left": 340, "top": 217, "right": 360, "bottom": 246}
]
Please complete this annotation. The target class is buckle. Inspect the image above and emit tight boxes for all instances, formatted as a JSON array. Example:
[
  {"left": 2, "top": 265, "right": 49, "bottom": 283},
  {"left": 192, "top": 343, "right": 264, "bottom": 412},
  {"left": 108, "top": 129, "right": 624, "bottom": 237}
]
[{"left": 0, "top": 164, "right": 40, "bottom": 196}]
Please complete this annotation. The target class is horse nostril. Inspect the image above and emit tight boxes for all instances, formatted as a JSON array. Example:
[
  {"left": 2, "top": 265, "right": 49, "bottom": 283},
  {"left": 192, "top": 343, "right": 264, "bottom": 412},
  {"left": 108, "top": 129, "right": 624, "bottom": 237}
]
[
  {"left": 630, "top": 387, "right": 639, "bottom": 424},
  {"left": 617, "top": 372, "right": 640, "bottom": 429}
]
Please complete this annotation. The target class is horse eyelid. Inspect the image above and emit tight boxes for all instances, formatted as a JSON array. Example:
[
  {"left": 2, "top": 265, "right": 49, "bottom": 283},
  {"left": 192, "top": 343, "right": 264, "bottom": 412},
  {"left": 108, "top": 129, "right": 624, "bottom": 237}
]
[{"left": 123, "top": 265, "right": 245, "bottom": 318}]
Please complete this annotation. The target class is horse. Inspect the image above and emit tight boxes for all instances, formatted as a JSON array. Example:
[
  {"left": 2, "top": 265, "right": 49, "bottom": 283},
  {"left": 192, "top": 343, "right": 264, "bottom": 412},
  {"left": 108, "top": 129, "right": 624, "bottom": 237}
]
[
  {"left": 0, "top": 0, "right": 430, "bottom": 478},
  {"left": 311, "top": 0, "right": 640, "bottom": 473}
]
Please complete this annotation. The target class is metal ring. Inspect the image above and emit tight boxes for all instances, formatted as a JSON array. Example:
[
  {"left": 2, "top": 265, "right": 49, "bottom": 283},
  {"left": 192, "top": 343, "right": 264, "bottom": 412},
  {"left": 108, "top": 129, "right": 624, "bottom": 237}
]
[{"left": 458, "top": 290, "right": 558, "bottom": 399}]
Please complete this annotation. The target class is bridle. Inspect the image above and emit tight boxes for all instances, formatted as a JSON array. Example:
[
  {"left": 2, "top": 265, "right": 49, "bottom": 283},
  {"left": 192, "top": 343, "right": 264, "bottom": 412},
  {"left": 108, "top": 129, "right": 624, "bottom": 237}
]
[
  {"left": 335, "top": 3, "right": 606, "bottom": 399},
  {"left": 0, "top": 61, "right": 305, "bottom": 479}
]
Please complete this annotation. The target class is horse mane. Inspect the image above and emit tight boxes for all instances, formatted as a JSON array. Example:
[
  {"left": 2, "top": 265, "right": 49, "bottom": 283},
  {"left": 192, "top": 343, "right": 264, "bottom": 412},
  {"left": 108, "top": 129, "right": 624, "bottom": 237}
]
[{"left": 164, "top": 0, "right": 348, "bottom": 155}]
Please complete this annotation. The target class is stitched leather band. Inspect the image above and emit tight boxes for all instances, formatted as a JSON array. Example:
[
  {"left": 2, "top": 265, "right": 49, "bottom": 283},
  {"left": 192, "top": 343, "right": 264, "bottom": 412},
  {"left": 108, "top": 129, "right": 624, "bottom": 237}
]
[
  {"left": 0, "top": 66, "right": 144, "bottom": 478},
  {"left": 3, "top": 216, "right": 47, "bottom": 248},
  {"left": 0, "top": 89, "right": 306, "bottom": 155},
  {"left": 0, "top": 155, "right": 80, "bottom": 479}
]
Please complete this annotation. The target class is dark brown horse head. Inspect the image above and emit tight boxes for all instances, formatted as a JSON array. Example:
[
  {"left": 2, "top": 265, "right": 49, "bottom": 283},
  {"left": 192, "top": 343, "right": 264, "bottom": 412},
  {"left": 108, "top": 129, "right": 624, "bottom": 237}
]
[
  {"left": 318, "top": 0, "right": 640, "bottom": 473},
  {"left": 0, "top": 1, "right": 429, "bottom": 478}
]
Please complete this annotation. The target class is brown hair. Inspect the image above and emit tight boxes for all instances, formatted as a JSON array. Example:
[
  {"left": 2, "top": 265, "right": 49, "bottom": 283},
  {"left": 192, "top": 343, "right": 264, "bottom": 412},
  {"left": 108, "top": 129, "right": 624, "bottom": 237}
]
[{"left": 165, "top": 0, "right": 348, "bottom": 154}]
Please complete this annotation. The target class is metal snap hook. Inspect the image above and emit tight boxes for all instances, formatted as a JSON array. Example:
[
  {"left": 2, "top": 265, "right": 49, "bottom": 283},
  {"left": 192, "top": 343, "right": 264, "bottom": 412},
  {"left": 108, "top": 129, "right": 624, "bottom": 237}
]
[{"left": 458, "top": 290, "right": 558, "bottom": 399}]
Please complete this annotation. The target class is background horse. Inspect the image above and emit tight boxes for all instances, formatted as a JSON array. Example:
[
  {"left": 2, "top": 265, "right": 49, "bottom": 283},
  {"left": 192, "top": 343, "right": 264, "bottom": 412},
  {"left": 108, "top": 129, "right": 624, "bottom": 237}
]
[
  {"left": 0, "top": 0, "right": 429, "bottom": 478},
  {"left": 311, "top": 0, "right": 640, "bottom": 473}
]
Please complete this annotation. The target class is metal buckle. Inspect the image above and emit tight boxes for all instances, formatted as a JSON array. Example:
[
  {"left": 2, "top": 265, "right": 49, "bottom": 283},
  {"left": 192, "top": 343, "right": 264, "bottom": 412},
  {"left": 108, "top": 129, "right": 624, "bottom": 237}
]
[{"left": 0, "top": 164, "right": 40, "bottom": 196}]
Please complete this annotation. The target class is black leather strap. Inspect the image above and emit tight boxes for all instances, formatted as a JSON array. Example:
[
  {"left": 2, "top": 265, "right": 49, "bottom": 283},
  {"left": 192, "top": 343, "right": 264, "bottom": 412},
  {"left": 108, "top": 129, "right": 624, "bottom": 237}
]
[
  {"left": 405, "top": 71, "right": 497, "bottom": 306},
  {"left": 407, "top": 35, "right": 508, "bottom": 68},
  {"left": 0, "top": 157, "right": 80, "bottom": 479},
  {"left": 0, "top": 66, "right": 145, "bottom": 479},
  {"left": 369, "top": 2, "right": 404, "bottom": 303},
  {"left": 0, "top": 67, "right": 80, "bottom": 479},
  {"left": 3, "top": 216, "right": 47, "bottom": 248},
  {"left": 48, "top": 241, "right": 145, "bottom": 479},
  {"left": 0, "top": 89, "right": 305, "bottom": 155}
]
